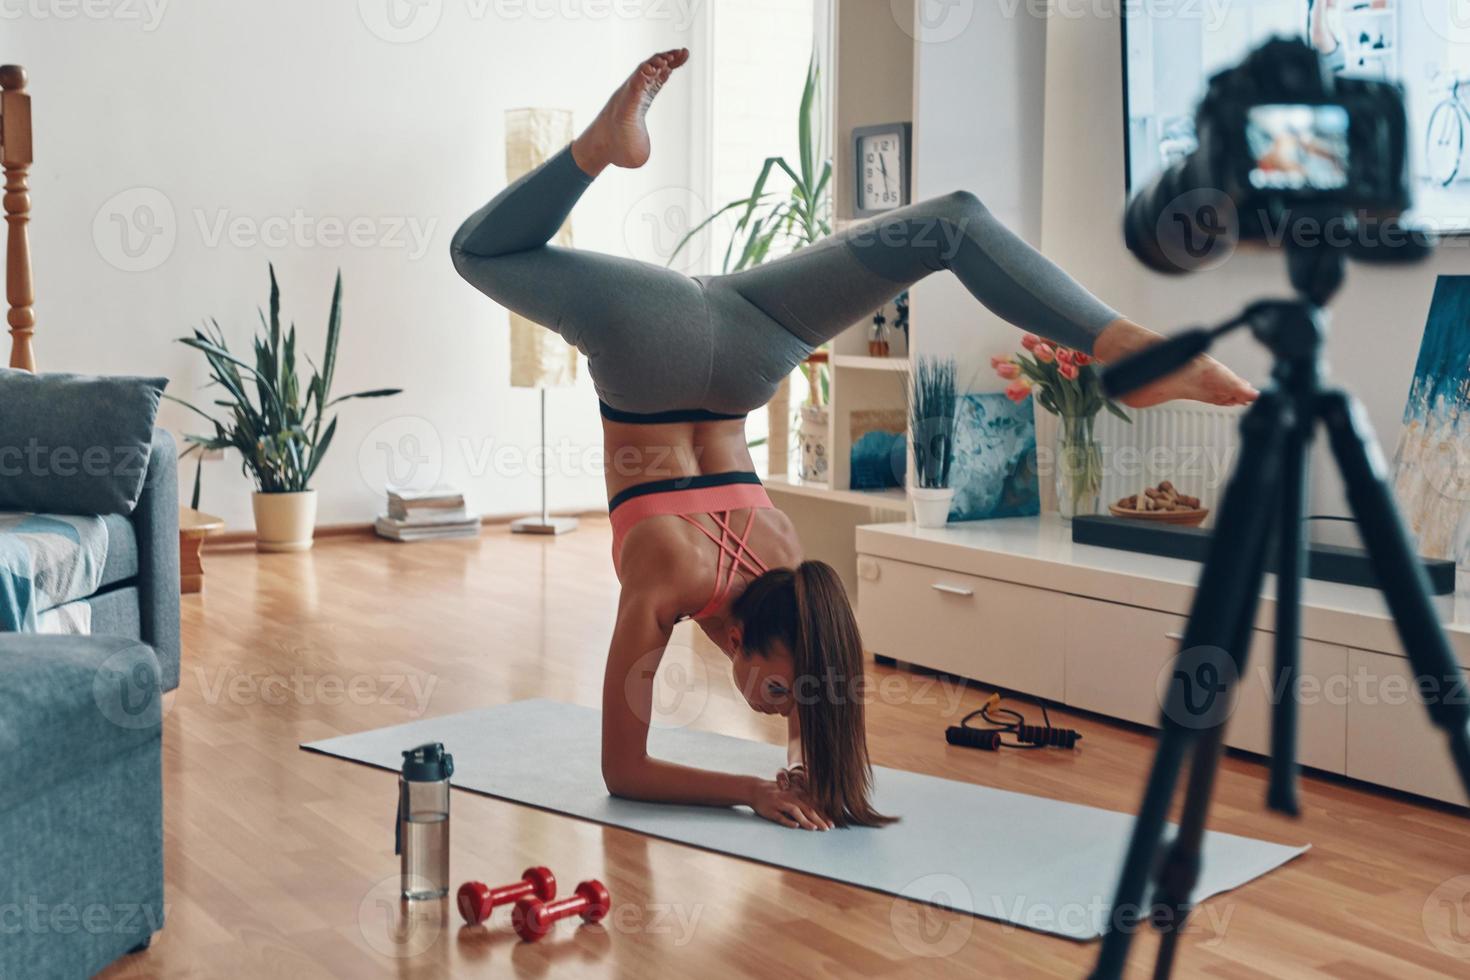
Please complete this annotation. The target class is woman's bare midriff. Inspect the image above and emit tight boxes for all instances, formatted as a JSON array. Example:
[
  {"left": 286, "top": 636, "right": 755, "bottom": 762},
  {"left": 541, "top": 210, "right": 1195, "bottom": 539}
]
[{"left": 603, "top": 417, "right": 802, "bottom": 637}]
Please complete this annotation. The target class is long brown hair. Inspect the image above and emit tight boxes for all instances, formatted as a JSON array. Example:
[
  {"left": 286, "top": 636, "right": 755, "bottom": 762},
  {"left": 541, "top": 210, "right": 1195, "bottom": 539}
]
[{"left": 731, "top": 560, "right": 896, "bottom": 828}]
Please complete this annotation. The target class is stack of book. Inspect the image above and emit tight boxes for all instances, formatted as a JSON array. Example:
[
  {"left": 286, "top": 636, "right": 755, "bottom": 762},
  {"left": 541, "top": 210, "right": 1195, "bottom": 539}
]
[{"left": 374, "top": 487, "right": 481, "bottom": 542}]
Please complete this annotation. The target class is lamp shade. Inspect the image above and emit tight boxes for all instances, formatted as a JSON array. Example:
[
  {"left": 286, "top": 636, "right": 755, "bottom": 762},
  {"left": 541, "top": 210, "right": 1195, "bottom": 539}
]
[{"left": 506, "top": 107, "right": 578, "bottom": 389}]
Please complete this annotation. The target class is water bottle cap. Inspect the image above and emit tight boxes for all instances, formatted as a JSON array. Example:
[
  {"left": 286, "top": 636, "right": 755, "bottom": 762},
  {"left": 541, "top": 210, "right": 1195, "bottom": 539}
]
[{"left": 401, "top": 742, "right": 454, "bottom": 782}]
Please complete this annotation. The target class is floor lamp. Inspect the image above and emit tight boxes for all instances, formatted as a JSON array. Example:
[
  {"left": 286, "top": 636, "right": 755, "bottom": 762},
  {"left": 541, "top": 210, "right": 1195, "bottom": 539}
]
[{"left": 506, "top": 107, "right": 579, "bottom": 536}]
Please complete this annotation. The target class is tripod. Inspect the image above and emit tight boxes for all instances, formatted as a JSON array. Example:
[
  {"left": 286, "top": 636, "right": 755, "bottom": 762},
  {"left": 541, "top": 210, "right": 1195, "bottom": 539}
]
[{"left": 1090, "top": 242, "right": 1470, "bottom": 979}]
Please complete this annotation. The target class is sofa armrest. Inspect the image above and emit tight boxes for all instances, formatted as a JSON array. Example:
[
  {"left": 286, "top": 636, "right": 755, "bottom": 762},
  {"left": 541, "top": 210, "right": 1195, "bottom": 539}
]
[{"left": 133, "top": 428, "right": 180, "bottom": 691}]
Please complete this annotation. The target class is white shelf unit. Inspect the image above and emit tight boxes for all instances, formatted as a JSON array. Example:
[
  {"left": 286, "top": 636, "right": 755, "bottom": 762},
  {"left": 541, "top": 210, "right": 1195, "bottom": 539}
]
[{"left": 764, "top": 1, "right": 916, "bottom": 595}]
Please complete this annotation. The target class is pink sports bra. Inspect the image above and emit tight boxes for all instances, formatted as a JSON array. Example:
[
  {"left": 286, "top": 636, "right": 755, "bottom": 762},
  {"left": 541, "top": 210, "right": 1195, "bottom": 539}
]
[{"left": 608, "top": 472, "right": 775, "bottom": 620}]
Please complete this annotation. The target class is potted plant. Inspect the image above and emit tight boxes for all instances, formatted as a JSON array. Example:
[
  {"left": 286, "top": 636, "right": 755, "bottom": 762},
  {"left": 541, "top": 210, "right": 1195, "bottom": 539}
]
[
  {"left": 171, "top": 265, "right": 401, "bottom": 552},
  {"left": 907, "top": 355, "right": 959, "bottom": 528},
  {"left": 993, "top": 334, "right": 1129, "bottom": 519}
]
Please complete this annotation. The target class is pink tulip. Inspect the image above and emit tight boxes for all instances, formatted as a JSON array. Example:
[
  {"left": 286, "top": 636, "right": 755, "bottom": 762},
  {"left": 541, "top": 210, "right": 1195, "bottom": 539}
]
[
  {"left": 1004, "top": 380, "right": 1031, "bottom": 403},
  {"left": 1059, "top": 361, "right": 1079, "bottom": 381},
  {"left": 990, "top": 354, "right": 1011, "bottom": 370},
  {"left": 1034, "top": 344, "right": 1055, "bottom": 363},
  {"left": 1020, "top": 334, "right": 1041, "bottom": 352},
  {"left": 1074, "top": 352, "right": 1093, "bottom": 366},
  {"left": 996, "top": 362, "right": 1021, "bottom": 379},
  {"left": 1055, "top": 348, "right": 1074, "bottom": 365}
]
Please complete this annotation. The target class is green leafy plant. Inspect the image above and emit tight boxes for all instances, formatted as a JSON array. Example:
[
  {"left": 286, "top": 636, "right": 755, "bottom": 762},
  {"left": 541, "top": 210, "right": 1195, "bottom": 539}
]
[
  {"left": 670, "top": 48, "right": 831, "bottom": 273},
  {"left": 908, "top": 356, "right": 959, "bottom": 490},
  {"left": 170, "top": 265, "right": 401, "bottom": 506}
]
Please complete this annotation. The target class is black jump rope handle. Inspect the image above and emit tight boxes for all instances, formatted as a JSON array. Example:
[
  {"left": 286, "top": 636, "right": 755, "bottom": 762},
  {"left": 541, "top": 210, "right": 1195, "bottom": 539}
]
[{"left": 946, "top": 694, "right": 1083, "bottom": 751}]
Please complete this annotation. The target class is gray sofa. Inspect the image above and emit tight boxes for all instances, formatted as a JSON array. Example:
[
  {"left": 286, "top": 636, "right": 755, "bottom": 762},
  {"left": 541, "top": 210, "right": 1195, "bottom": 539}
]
[
  {"left": 0, "top": 635, "right": 165, "bottom": 979},
  {"left": 0, "top": 400, "right": 179, "bottom": 977},
  {"left": 0, "top": 427, "right": 181, "bottom": 692}
]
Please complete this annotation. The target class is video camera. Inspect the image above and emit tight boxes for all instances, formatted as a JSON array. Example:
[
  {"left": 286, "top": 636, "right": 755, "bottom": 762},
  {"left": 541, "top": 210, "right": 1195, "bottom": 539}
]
[{"left": 1125, "top": 37, "right": 1418, "bottom": 276}]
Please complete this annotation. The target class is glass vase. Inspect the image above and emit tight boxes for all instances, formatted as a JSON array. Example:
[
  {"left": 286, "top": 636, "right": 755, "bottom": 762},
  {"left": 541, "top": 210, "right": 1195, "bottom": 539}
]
[{"left": 1055, "top": 412, "right": 1102, "bottom": 520}]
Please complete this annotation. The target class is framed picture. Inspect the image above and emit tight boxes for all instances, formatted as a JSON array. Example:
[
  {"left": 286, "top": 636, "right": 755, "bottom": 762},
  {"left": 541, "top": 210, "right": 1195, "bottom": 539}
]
[
  {"left": 852, "top": 122, "right": 912, "bottom": 218},
  {"left": 1391, "top": 275, "right": 1470, "bottom": 568}
]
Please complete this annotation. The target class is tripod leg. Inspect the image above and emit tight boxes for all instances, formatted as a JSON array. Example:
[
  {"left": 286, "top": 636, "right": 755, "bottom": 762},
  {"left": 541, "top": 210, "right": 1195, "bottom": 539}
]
[
  {"left": 1319, "top": 391, "right": 1470, "bottom": 797},
  {"left": 1092, "top": 392, "right": 1289, "bottom": 980},
  {"left": 1268, "top": 395, "right": 1313, "bottom": 816},
  {"left": 1151, "top": 474, "right": 1281, "bottom": 979}
]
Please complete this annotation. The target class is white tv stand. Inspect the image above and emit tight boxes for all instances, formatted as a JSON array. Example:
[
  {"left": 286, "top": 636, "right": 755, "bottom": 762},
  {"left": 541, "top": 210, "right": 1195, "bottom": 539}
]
[{"left": 856, "top": 516, "right": 1470, "bottom": 806}]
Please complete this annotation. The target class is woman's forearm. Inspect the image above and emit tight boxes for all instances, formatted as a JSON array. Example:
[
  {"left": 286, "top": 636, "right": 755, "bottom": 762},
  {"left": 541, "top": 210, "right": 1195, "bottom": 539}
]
[{"left": 604, "top": 756, "right": 758, "bottom": 809}]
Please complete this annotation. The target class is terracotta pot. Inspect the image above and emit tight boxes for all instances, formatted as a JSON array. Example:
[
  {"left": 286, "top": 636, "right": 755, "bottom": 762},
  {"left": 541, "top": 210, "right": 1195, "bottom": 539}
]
[{"left": 252, "top": 490, "right": 317, "bottom": 552}]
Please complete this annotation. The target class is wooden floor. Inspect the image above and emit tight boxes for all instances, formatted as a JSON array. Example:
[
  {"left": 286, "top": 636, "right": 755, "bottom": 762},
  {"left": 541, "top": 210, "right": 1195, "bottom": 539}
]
[{"left": 101, "top": 519, "right": 1470, "bottom": 979}]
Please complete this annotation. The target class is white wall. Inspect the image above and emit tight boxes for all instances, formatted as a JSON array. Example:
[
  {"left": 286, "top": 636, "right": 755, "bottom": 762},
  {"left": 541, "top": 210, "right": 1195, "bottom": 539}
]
[
  {"left": 10, "top": 1, "right": 697, "bottom": 529},
  {"left": 908, "top": 0, "right": 1048, "bottom": 377},
  {"left": 1042, "top": 10, "right": 1457, "bottom": 531}
]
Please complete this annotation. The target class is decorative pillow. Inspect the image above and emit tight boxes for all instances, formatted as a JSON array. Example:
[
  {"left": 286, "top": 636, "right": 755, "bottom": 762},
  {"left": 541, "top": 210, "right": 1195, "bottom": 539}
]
[{"left": 0, "top": 370, "right": 168, "bottom": 515}]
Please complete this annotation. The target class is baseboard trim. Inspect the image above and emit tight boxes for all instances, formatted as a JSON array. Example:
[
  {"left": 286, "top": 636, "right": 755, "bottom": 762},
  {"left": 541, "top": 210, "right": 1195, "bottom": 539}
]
[{"left": 205, "top": 511, "right": 608, "bottom": 549}]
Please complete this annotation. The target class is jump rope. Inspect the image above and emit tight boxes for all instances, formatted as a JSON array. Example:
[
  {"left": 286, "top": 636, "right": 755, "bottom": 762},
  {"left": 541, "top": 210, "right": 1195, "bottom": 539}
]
[{"left": 945, "top": 693, "right": 1083, "bottom": 751}]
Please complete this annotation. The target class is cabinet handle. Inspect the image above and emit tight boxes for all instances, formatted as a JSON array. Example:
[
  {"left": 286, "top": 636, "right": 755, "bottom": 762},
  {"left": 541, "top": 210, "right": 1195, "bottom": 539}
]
[
  {"left": 931, "top": 583, "right": 974, "bottom": 598},
  {"left": 1165, "top": 631, "right": 1183, "bottom": 642}
]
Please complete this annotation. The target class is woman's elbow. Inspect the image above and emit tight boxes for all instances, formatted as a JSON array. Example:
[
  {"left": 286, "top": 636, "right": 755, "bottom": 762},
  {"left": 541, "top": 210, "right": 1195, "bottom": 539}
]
[{"left": 601, "top": 759, "right": 640, "bottom": 799}]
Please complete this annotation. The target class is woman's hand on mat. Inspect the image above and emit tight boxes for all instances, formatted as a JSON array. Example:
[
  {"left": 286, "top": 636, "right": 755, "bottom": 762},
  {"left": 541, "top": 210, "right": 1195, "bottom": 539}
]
[{"left": 750, "top": 778, "right": 832, "bottom": 831}]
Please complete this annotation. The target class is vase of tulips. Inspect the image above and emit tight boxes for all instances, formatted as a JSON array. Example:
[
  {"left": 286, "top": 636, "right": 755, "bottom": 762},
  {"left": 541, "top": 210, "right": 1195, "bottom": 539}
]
[{"left": 993, "top": 334, "right": 1129, "bottom": 520}]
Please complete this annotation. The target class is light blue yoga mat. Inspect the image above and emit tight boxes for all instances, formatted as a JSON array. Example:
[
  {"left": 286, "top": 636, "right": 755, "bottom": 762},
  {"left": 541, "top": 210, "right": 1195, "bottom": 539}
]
[{"left": 302, "top": 698, "right": 1307, "bottom": 941}]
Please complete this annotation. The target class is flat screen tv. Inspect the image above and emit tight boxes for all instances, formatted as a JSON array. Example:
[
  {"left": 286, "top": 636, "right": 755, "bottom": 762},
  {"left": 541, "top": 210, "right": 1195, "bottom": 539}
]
[{"left": 1122, "top": 0, "right": 1470, "bottom": 234}]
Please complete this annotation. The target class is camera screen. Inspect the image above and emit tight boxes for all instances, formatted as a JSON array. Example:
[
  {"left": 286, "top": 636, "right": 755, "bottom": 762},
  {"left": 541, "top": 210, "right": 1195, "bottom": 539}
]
[
  {"left": 1245, "top": 104, "right": 1351, "bottom": 193},
  {"left": 1124, "top": 0, "right": 1466, "bottom": 232}
]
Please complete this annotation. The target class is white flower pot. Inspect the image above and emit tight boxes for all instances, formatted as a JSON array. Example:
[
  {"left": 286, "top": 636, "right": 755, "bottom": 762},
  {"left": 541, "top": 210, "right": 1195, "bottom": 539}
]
[
  {"left": 252, "top": 490, "right": 318, "bottom": 553},
  {"left": 909, "top": 486, "right": 955, "bottom": 529}
]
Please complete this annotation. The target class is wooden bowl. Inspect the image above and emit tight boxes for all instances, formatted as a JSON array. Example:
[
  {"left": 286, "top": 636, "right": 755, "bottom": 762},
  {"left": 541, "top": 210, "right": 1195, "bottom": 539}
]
[{"left": 1107, "top": 503, "right": 1210, "bottom": 526}]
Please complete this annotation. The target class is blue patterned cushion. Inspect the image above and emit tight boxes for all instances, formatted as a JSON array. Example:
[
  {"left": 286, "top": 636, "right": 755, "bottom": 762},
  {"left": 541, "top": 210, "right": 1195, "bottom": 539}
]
[{"left": 0, "top": 370, "right": 167, "bottom": 515}]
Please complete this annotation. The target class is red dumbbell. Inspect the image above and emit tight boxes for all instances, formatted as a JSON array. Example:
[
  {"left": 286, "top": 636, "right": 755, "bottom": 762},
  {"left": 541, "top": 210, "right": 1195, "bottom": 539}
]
[
  {"left": 512, "top": 879, "right": 610, "bottom": 942},
  {"left": 457, "top": 867, "right": 557, "bottom": 925}
]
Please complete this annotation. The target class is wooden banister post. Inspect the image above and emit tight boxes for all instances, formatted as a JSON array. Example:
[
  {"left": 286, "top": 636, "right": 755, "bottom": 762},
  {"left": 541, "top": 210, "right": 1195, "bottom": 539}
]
[{"left": 2, "top": 65, "right": 34, "bottom": 372}]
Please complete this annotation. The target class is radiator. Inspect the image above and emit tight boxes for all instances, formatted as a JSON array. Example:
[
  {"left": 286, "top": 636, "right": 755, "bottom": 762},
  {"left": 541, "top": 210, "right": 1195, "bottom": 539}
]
[{"left": 1035, "top": 402, "right": 1245, "bottom": 517}]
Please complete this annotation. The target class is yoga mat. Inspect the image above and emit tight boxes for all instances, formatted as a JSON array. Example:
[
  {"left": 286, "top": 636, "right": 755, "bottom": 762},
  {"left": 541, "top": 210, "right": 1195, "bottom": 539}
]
[{"left": 302, "top": 699, "right": 1307, "bottom": 941}]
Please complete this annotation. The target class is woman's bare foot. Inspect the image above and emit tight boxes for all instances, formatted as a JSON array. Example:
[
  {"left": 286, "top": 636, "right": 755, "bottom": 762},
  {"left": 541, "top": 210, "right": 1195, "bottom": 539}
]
[
  {"left": 572, "top": 48, "right": 690, "bottom": 176},
  {"left": 1094, "top": 319, "right": 1259, "bottom": 409}
]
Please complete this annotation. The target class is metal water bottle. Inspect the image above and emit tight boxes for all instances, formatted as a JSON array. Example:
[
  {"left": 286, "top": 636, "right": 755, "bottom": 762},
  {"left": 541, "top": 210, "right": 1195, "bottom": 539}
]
[{"left": 395, "top": 742, "right": 454, "bottom": 900}]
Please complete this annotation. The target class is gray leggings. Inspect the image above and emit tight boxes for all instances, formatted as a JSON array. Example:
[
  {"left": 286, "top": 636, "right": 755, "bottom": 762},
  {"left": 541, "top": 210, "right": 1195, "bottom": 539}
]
[{"left": 451, "top": 146, "right": 1119, "bottom": 418}]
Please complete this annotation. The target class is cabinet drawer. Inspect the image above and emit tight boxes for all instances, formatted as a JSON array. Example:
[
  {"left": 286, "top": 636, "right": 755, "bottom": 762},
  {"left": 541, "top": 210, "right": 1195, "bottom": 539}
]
[
  {"left": 857, "top": 555, "right": 1063, "bottom": 700},
  {"left": 1345, "top": 648, "right": 1470, "bottom": 805},
  {"left": 1224, "top": 633, "right": 1347, "bottom": 775},
  {"left": 1062, "top": 596, "right": 1185, "bottom": 726}
]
